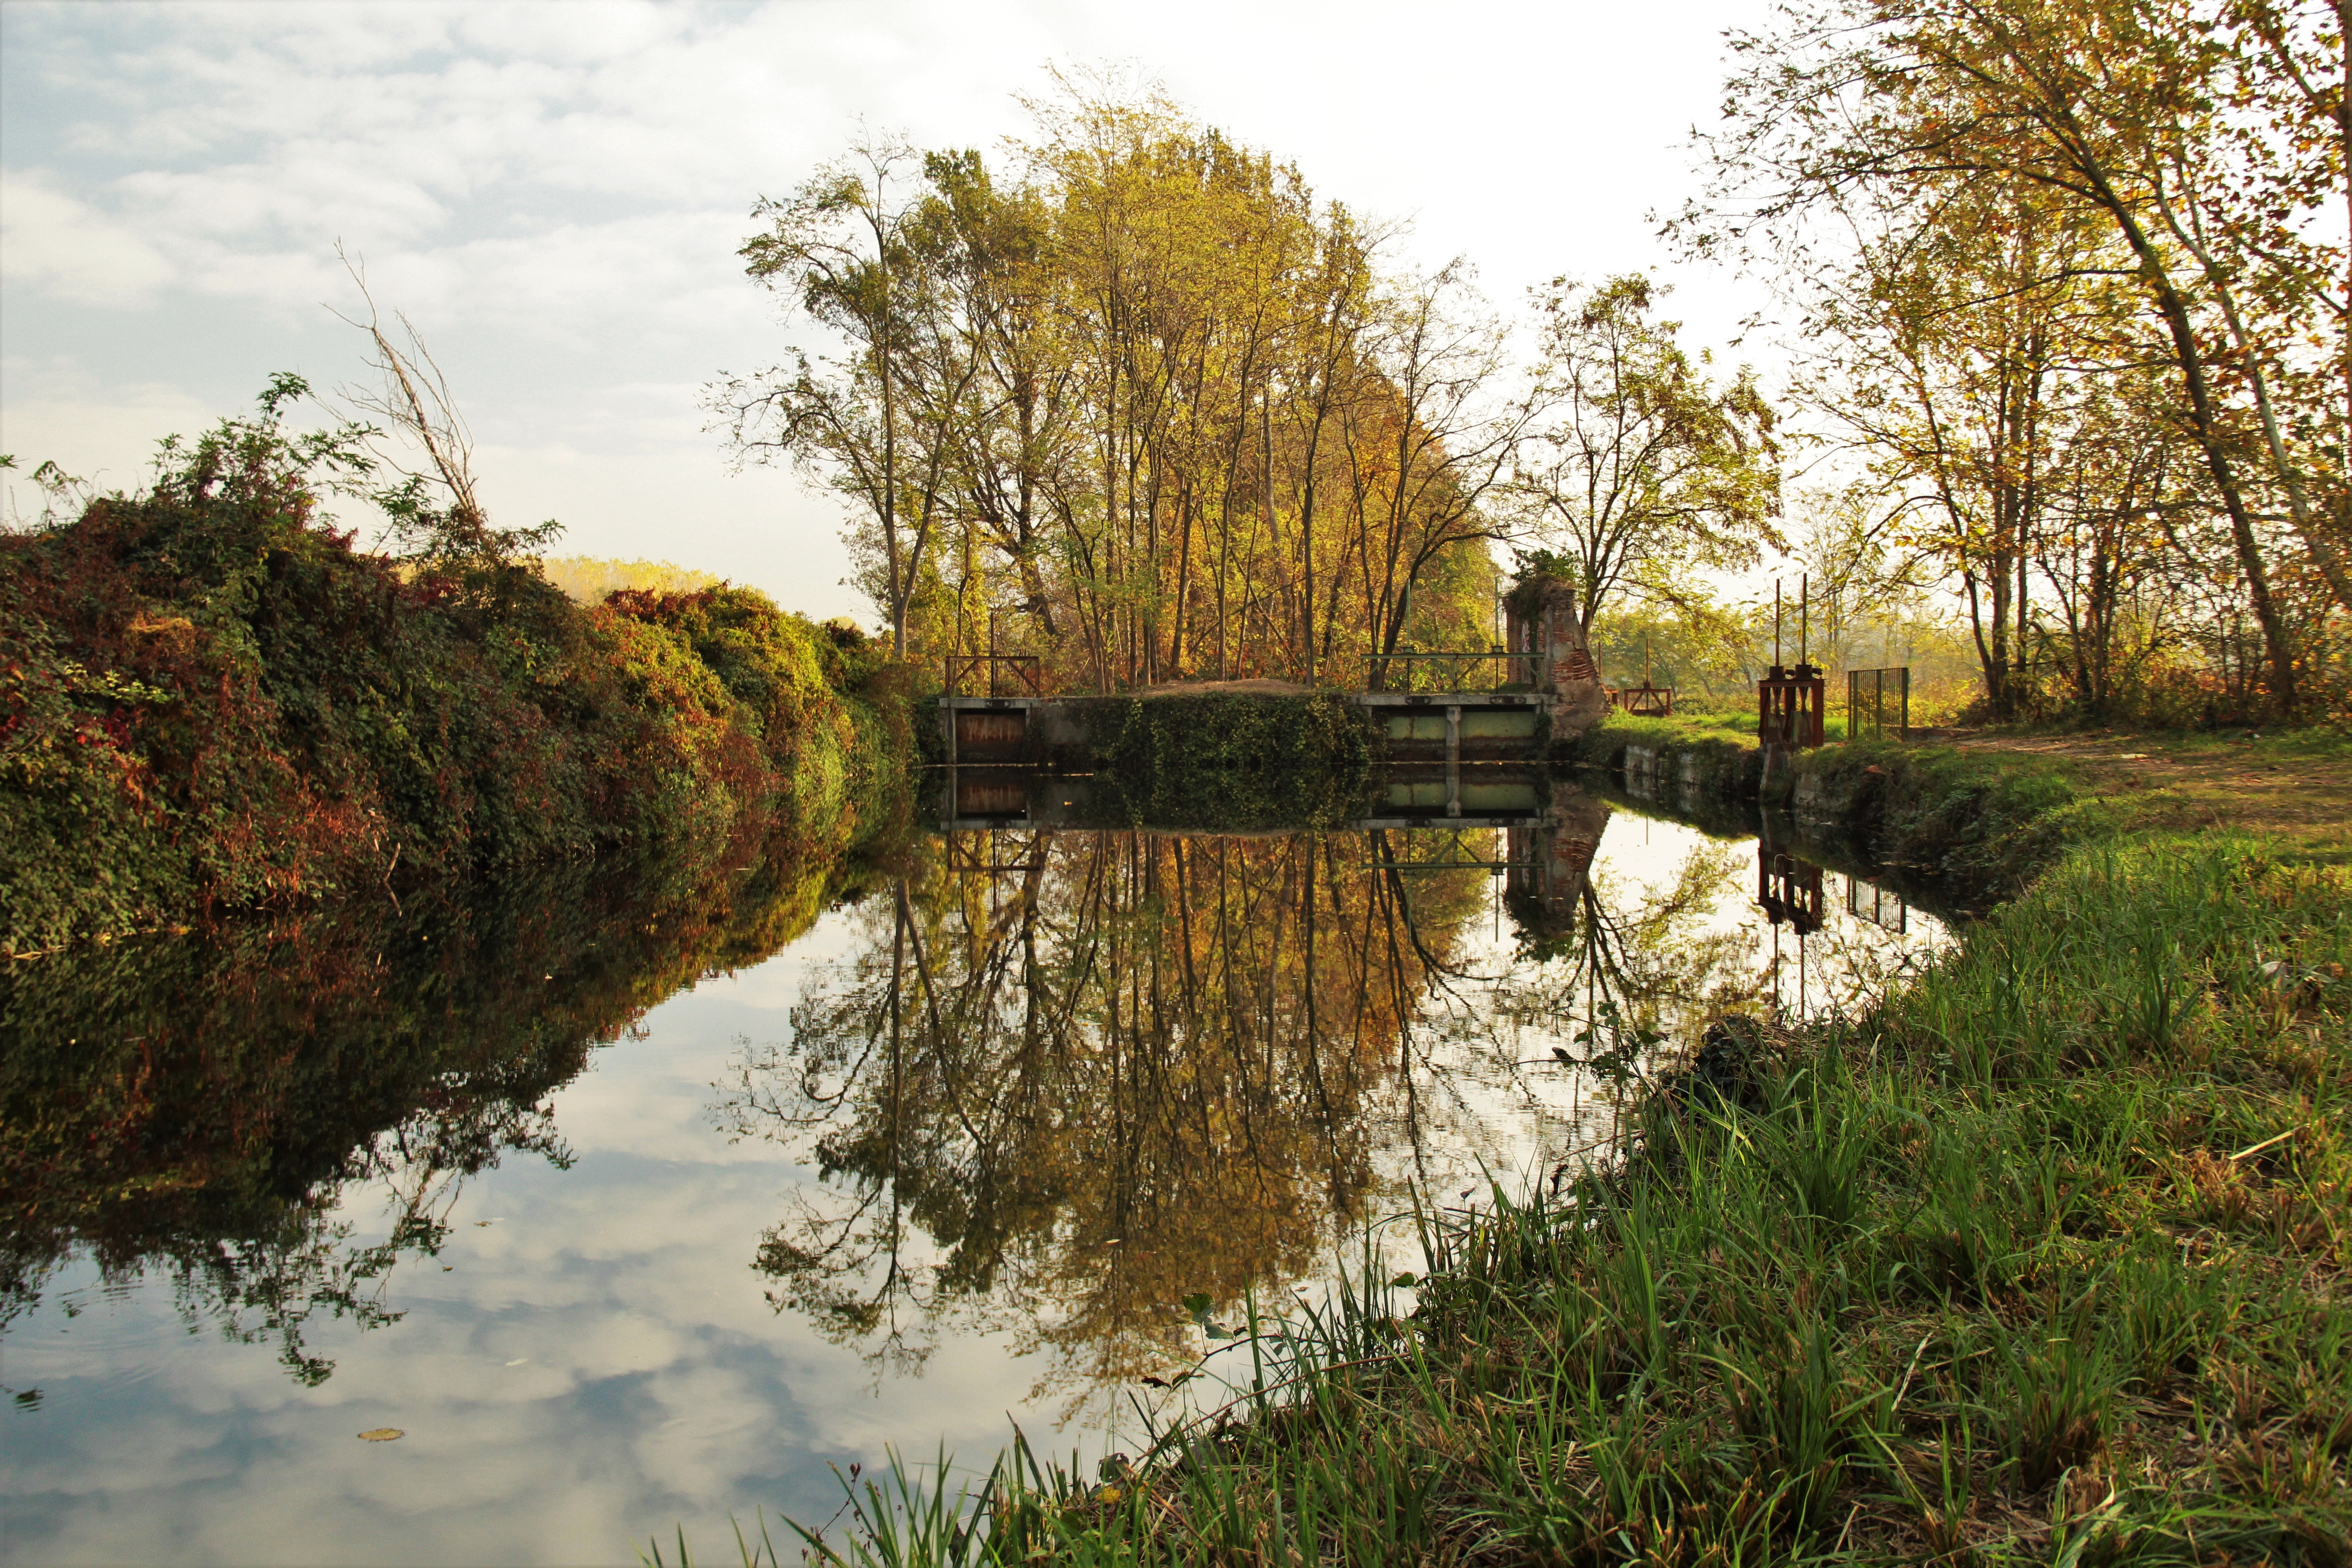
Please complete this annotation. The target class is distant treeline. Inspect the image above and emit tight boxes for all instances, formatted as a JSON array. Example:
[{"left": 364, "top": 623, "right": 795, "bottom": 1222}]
[
  {"left": 534, "top": 555, "right": 725, "bottom": 605},
  {"left": 0, "top": 393, "right": 913, "bottom": 956}
]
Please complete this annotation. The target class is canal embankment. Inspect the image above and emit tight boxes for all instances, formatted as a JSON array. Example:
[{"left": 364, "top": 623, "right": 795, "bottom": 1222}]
[
  {"left": 0, "top": 422, "right": 922, "bottom": 958},
  {"left": 1572, "top": 713, "right": 2131, "bottom": 909}
]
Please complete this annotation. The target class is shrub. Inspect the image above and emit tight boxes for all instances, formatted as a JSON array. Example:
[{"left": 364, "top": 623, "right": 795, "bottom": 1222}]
[{"left": 0, "top": 389, "right": 912, "bottom": 954}]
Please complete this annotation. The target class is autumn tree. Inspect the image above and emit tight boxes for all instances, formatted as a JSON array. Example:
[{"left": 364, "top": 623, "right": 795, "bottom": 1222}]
[
  {"left": 1688, "top": 0, "right": 2352, "bottom": 716},
  {"left": 1506, "top": 275, "right": 1781, "bottom": 635},
  {"left": 714, "top": 132, "right": 982, "bottom": 654},
  {"left": 714, "top": 77, "right": 1514, "bottom": 691}
]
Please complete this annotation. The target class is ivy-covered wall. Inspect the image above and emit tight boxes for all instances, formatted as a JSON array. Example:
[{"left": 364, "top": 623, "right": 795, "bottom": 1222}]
[{"left": 1057, "top": 691, "right": 1378, "bottom": 829}]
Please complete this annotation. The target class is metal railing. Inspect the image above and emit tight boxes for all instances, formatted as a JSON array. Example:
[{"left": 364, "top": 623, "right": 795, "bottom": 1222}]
[
  {"left": 941, "top": 653, "right": 1046, "bottom": 698},
  {"left": 1613, "top": 682, "right": 1676, "bottom": 717},
  {"left": 1847, "top": 666, "right": 1910, "bottom": 740}
]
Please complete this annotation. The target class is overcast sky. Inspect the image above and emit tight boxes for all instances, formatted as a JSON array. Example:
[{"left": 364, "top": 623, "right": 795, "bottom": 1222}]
[{"left": 1, "top": 0, "right": 1774, "bottom": 627}]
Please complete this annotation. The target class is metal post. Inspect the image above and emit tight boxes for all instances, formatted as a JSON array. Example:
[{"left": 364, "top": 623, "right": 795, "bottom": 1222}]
[{"left": 1901, "top": 666, "right": 1911, "bottom": 741}]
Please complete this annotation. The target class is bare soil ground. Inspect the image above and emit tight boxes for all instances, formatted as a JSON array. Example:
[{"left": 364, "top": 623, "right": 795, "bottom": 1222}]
[{"left": 1949, "top": 726, "right": 2352, "bottom": 858}]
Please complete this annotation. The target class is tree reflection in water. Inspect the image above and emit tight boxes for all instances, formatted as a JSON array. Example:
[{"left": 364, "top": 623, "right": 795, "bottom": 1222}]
[
  {"left": 720, "top": 789, "right": 1793, "bottom": 1417},
  {"left": 0, "top": 824, "right": 894, "bottom": 1390}
]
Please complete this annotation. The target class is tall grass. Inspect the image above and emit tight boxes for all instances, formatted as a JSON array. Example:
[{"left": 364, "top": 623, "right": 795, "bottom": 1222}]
[{"left": 651, "top": 833, "right": 2351, "bottom": 1565}]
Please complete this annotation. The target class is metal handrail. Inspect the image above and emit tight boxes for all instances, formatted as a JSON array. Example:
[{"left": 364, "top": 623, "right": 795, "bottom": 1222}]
[
  {"left": 1614, "top": 682, "right": 1676, "bottom": 717},
  {"left": 1365, "top": 648, "right": 1530, "bottom": 693},
  {"left": 942, "top": 653, "right": 1046, "bottom": 698}
]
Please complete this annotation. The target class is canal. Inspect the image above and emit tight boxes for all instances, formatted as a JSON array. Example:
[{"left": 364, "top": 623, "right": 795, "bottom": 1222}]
[{"left": 0, "top": 771, "right": 1946, "bottom": 1564}]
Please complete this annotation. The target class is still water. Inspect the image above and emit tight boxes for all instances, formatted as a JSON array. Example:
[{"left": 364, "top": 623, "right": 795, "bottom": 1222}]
[{"left": 1, "top": 772, "right": 1945, "bottom": 1565}]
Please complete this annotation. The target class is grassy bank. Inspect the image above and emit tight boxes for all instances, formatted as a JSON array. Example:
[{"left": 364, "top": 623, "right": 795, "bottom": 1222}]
[
  {"left": 670, "top": 727, "right": 2351, "bottom": 1565},
  {"left": 1, "top": 396, "right": 914, "bottom": 956}
]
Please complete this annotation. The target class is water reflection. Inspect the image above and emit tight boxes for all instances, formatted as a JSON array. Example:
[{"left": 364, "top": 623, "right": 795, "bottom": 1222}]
[
  {"left": 723, "top": 823, "right": 1495, "bottom": 1411},
  {"left": 0, "top": 829, "right": 890, "bottom": 1388},
  {"left": 718, "top": 777, "right": 1938, "bottom": 1421},
  {"left": 0, "top": 771, "right": 1951, "bottom": 1564}
]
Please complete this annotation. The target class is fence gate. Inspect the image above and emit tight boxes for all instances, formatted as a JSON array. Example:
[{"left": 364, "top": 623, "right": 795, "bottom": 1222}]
[{"left": 1847, "top": 666, "right": 1910, "bottom": 740}]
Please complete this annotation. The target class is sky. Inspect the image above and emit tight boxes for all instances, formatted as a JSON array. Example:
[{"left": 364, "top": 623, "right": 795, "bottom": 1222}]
[{"left": 0, "top": 0, "right": 1776, "bottom": 627}]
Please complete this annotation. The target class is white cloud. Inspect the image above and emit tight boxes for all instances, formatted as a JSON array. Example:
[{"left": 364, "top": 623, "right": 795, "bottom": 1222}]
[
  {"left": 0, "top": 172, "right": 177, "bottom": 306},
  {"left": 1, "top": 0, "right": 1774, "bottom": 622}
]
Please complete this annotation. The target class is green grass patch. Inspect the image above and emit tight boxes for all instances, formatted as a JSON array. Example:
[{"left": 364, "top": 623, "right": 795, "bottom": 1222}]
[{"left": 1797, "top": 738, "right": 2117, "bottom": 907}]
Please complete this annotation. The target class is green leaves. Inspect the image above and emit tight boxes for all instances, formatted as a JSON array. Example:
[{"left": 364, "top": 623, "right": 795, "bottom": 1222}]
[{"left": 1511, "top": 274, "right": 1782, "bottom": 634}]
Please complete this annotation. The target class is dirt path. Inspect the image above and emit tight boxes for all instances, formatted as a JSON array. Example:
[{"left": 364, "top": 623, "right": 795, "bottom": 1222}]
[{"left": 1946, "top": 728, "right": 2352, "bottom": 856}]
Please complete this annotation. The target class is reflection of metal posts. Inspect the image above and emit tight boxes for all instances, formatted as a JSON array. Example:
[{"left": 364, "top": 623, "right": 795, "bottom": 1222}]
[
  {"left": 1844, "top": 872, "right": 1909, "bottom": 933},
  {"left": 1445, "top": 705, "right": 1461, "bottom": 818},
  {"left": 1756, "top": 845, "right": 1826, "bottom": 934}
]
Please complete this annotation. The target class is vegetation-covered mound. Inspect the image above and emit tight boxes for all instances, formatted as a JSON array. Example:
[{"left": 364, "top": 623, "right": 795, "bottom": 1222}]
[
  {"left": 0, "top": 393, "right": 910, "bottom": 956},
  {"left": 1073, "top": 691, "right": 1377, "bottom": 830}
]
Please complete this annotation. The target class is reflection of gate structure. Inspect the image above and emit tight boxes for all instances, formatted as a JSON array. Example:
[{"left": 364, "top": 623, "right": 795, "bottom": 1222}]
[
  {"left": 1759, "top": 830, "right": 1826, "bottom": 1020},
  {"left": 1757, "top": 844, "right": 1826, "bottom": 934},
  {"left": 941, "top": 828, "right": 1052, "bottom": 879},
  {"left": 939, "top": 769, "right": 1074, "bottom": 829},
  {"left": 1505, "top": 792, "right": 1612, "bottom": 938},
  {"left": 1844, "top": 872, "right": 1908, "bottom": 934},
  {"left": 1361, "top": 827, "right": 1534, "bottom": 874}
]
